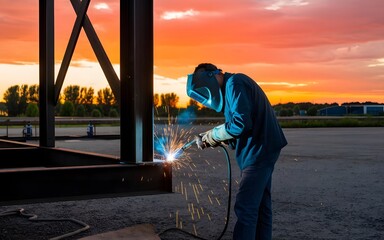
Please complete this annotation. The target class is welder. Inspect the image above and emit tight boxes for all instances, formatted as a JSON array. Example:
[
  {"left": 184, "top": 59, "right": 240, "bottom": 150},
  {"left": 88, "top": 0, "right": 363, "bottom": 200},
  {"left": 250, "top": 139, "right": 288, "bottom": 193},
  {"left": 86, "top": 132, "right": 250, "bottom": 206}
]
[{"left": 186, "top": 63, "right": 287, "bottom": 240}]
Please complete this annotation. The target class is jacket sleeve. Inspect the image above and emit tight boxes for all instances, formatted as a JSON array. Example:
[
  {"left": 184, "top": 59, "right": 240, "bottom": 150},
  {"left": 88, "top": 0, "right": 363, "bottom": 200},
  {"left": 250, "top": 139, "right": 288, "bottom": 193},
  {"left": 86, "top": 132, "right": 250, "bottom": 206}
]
[{"left": 213, "top": 76, "right": 253, "bottom": 140}]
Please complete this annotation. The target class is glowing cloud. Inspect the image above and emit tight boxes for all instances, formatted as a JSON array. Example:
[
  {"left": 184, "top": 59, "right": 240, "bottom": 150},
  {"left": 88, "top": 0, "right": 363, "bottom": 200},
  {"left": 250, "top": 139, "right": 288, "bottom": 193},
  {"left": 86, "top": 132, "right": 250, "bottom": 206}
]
[
  {"left": 259, "top": 81, "right": 315, "bottom": 88},
  {"left": 94, "top": 3, "right": 110, "bottom": 10},
  {"left": 161, "top": 9, "right": 199, "bottom": 20},
  {"left": 265, "top": 0, "right": 309, "bottom": 10},
  {"left": 368, "top": 58, "right": 384, "bottom": 67}
]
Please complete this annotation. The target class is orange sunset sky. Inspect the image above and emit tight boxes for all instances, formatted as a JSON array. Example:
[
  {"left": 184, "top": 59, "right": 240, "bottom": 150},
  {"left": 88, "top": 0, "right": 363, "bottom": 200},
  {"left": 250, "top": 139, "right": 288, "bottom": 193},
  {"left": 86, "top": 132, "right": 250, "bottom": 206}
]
[{"left": 0, "top": 0, "right": 383, "bottom": 106}]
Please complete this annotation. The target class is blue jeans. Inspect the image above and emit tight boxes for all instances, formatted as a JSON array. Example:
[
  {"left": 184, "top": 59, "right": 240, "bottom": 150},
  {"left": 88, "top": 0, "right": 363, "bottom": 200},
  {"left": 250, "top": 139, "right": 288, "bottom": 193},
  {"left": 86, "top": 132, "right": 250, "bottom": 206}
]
[{"left": 233, "top": 152, "right": 280, "bottom": 240}]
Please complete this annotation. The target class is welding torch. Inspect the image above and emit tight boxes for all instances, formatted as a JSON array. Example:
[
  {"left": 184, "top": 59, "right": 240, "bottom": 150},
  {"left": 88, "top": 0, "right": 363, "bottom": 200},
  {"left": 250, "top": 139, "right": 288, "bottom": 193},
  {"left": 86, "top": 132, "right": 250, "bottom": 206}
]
[{"left": 173, "top": 136, "right": 205, "bottom": 157}]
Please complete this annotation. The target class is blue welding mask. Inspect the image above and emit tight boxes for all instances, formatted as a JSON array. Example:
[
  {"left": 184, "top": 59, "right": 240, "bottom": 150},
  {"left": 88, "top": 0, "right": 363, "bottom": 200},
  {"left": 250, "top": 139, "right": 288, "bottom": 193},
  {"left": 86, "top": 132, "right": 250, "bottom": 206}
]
[{"left": 186, "top": 69, "right": 223, "bottom": 112}]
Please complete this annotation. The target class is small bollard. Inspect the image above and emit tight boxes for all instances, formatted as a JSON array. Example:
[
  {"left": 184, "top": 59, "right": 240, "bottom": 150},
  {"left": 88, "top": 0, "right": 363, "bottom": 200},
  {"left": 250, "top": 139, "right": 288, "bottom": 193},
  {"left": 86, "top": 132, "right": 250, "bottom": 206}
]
[
  {"left": 23, "top": 122, "right": 33, "bottom": 139},
  {"left": 87, "top": 121, "right": 94, "bottom": 137}
]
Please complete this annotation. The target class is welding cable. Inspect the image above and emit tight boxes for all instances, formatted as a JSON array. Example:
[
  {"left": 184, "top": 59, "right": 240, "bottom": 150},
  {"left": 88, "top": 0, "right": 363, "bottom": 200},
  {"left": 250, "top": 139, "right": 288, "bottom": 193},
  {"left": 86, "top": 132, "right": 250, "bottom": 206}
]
[
  {"left": 158, "top": 144, "right": 232, "bottom": 240},
  {"left": 0, "top": 208, "right": 90, "bottom": 240}
]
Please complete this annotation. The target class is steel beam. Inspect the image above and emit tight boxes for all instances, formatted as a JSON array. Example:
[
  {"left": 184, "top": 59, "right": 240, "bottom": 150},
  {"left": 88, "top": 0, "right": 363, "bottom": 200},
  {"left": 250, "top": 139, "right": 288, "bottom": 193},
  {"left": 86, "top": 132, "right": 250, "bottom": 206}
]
[
  {"left": 120, "top": 0, "right": 154, "bottom": 163},
  {"left": 54, "top": 0, "right": 90, "bottom": 104},
  {"left": 0, "top": 141, "right": 172, "bottom": 206},
  {"left": 54, "top": 0, "right": 121, "bottom": 104},
  {"left": 0, "top": 0, "right": 168, "bottom": 205},
  {"left": 39, "top": 0, "right": 55, "bottom": 147}
]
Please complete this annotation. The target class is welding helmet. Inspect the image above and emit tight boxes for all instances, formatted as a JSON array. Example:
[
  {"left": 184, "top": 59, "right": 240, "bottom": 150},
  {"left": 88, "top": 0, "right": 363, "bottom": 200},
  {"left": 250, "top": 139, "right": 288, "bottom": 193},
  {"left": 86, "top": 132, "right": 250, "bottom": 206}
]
[{"left": 186, "top": 69, "right": 223, "bottom": 112}]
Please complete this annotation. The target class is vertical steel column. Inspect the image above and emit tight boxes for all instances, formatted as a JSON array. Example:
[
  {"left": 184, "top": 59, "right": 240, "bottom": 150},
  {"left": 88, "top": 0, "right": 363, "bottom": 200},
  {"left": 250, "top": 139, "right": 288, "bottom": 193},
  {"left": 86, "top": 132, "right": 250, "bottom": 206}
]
[
  {"left": 120, "top": 0, "right": 154, "bottom": 163},
  {"left": 39, "top": 0, "right": 55, "bottom": 147}
]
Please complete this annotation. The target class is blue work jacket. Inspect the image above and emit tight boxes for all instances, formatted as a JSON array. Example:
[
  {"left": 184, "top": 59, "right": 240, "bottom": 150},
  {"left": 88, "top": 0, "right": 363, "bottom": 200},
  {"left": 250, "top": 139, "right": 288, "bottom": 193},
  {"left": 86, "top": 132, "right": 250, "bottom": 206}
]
[{"left": 219, "top": 72, "right": 287, "bottom": 170}]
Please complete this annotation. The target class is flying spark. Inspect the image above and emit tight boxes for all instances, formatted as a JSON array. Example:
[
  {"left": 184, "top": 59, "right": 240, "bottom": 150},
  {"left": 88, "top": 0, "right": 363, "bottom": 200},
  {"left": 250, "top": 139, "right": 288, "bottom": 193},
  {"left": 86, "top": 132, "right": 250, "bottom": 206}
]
[
  {"left": 153, "top": 119, "right": 231, "bottom": 236},
  {"left": 154, "top": 123, "right": 195, "bottom": 165}
]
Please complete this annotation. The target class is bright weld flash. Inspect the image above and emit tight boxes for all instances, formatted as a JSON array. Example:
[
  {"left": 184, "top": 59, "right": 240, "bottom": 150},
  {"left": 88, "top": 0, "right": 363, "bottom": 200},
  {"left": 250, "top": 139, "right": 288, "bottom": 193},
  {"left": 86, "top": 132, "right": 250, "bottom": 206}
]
[
  {"left": 166, "top": 152, "right": 177, "bottom": 161},
  {"left": 166, "top": 148, "right": 182, "bottom": 161},
  {"left": 153, "top": 124, "right": 195, "bottom": 163}
]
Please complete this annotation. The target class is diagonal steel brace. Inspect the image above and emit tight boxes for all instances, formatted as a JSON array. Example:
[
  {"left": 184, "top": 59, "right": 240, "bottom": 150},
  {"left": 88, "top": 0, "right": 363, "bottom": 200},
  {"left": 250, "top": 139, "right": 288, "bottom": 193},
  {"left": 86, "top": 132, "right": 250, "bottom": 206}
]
[{"left": 54, "top": 0, "right": 121, "bottom": 104}]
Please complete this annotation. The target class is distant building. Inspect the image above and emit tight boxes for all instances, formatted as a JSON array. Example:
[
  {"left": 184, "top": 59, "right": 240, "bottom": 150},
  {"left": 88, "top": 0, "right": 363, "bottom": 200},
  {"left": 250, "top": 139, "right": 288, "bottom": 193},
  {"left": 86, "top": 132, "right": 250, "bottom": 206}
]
[
  {"left": 318, "top": 105, "right": 384, "bottom": 116},
  {"left": 299, "top": 110, "right": 307, "bottom": 116}
]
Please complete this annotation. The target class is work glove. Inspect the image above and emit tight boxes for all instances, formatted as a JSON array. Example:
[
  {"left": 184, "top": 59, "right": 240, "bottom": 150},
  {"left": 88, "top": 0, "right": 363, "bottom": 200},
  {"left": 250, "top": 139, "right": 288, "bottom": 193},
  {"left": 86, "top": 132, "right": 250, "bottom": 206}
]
[{"left": 199, "top": 129, "right": 220, "bottom": 149}]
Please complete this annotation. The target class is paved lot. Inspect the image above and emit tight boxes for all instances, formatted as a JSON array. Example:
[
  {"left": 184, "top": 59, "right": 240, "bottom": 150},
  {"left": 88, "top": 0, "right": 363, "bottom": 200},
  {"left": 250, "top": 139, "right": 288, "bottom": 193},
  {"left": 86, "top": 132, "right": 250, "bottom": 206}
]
[{"left": 1, "top": 127, "right": 383, "bottom": 239}]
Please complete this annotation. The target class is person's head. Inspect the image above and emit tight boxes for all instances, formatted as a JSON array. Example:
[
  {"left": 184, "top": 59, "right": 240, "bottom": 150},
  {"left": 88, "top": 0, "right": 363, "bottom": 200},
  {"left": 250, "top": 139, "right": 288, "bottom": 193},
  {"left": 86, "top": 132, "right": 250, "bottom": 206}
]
[
  {"left": 193, "top": 63, "right": 224, "bottom": 87},
  {"left": 186, "top": 63, "right": 224, "bottom": 112}
]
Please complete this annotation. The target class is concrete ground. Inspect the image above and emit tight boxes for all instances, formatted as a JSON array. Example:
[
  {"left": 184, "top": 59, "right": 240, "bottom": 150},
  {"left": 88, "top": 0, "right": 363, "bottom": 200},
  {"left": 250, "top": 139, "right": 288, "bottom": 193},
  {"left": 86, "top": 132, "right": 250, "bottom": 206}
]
[{"left": 1, "top": 126, "right": 383, "bottom": 239}]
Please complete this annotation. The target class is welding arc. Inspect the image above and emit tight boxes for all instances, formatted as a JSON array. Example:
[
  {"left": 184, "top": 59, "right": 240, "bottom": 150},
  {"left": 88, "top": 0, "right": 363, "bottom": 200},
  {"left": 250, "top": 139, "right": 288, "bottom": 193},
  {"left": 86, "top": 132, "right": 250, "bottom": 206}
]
[{"left": 158, "top": 144, "right": 232, "bottom": 240}]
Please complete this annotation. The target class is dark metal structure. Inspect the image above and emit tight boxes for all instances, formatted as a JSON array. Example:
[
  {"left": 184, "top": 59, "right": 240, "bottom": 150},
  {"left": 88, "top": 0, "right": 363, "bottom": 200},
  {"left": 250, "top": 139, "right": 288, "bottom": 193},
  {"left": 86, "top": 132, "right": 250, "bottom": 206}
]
[{"left": 0, "top": 0, "right": 172, "bottom": 206}]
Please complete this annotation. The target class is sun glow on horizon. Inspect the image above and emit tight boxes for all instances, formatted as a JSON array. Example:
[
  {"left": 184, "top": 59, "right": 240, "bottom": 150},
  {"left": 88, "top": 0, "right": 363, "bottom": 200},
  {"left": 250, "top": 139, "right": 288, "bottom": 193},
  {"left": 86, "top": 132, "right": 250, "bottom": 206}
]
[
  {"left": 0, "top": 0, "right": 383, "bottom": 106},
  {"left": 0, "top": 60, "right": 383, "bottom": 106}
]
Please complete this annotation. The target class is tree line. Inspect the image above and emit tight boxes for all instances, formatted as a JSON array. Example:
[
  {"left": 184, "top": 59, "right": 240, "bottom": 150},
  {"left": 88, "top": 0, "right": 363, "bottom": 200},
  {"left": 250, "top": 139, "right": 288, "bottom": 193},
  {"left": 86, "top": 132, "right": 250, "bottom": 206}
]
[
  {"left": 1, "top": 84, "right": 118, "bottom": 117},
  {"left": 1, "top": 84, "right": 382, "bottom": 118},
  {"left": 0, "top": 84, "right": 198, "bottom": 118}
]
